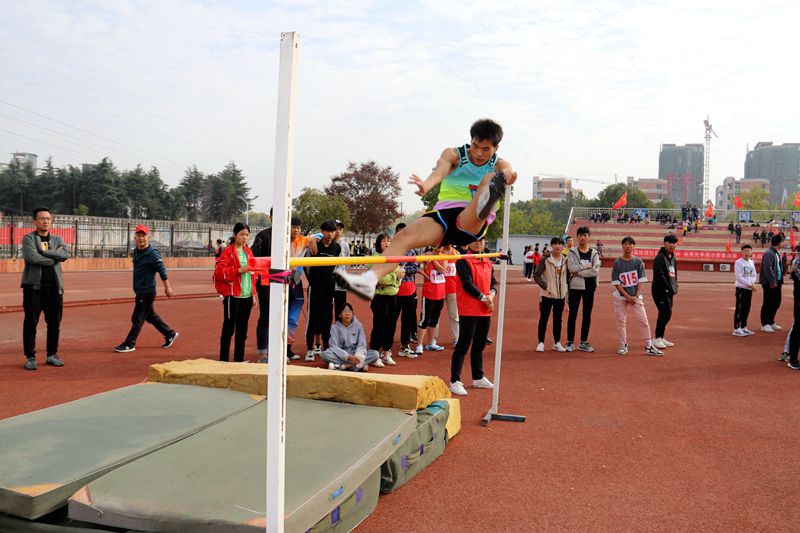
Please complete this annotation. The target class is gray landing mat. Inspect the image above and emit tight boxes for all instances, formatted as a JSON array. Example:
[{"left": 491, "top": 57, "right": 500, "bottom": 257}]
[
  {"left": 69, "top": 398, "right": 416, "bottom": 533},
  {"left": 0, "top": 383, "right": 262, "bottom": 520}
]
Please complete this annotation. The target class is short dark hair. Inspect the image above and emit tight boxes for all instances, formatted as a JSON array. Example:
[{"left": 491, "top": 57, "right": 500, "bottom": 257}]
[
  {"left": 622, "top": 236, "right": 636, "bottom": 245},
  {"left": 375, "top": 233, "right": 390, "bottom": 253},
  {"left": 320, "top": 220, "right": 336, "bottom": 231},
  {"left": 470, "top": 118, "right": 503, "bottom": 146},
  {"left": 771, "top": 234, "right": 783, "bottom": 246},
  {"left": 395, "top": 223, "right": 406, "bottom": 233},
  {"left": 233, "top": 222, "right": 250, "bottom": 235},
  {"left": 663, "top": 234, "right": 678, "bottom": 244},
  {"left": 550, "top": 236, "right": 563, "bottom": 245},
  {"left": 32, "top": 207, "right": 50, "bottom": 219},
  {"left": 290, "top": 217, "right": 302, "bottom": 227},
  {"left": 741, "top": 244, "right": 752, "bottom": 250},
  {"left": 576, "top": 226, "right": 590, "bottom": 236},
  {"left": 216, "top": 239, "right": 222, "bottom": 245},
  {"left": 337, "top": 302, "right": 354, "bottom": 320}
]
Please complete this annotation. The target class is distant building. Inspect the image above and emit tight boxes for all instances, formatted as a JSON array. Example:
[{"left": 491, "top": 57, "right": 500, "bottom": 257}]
[
  {"left": 744, "top": 142, "right": 800, "bottom": 205},
  {"left": 626, "top": 176, "right": 668, "bottom": 203},
  {"left": 658, "top": 144, "right": 704, "bottom": 206},
  {"left": 10, "top": 152, "right": 38, "bottom": 170},
  {"left": 715, "top": 176, "right": 770, "bottom": 211},
  {"left": 532, "top": 176, "right": 580, "bottom": 202}
]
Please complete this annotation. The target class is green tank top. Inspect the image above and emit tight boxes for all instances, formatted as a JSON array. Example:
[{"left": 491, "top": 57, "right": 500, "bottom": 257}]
[
  {"left": 236, "top": 248, "right": 252, "bottom": 298},
  {"left": 435, "top": 144, "right": 498, "bottom": 209}
]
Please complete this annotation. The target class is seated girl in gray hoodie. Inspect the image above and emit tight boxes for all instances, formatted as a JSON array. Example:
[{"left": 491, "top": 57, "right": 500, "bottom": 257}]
[{"left": 321, "top": 303, "right": 380, "bottom": 371}]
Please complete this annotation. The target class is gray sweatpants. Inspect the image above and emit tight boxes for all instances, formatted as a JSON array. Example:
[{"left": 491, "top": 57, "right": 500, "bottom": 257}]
[
  {"left": 433, "top": 292, "right": 459, "bottom": 345},
  {"left": 320, "top": 347, "right": 380, "bottom": 370}
]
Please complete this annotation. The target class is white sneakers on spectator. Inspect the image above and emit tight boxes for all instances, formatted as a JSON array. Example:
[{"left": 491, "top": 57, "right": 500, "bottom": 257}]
[
  {"left": 761, "top": 324, "right": 775, "bottom": 333},
  {"left": 472, "top": 377, "right": 494, "bottom": 389},
  {"left": 450, "top": 381, "right": 468, "bottom": 396},
  {"left": 535, "top": 342, "right": 544, "bottom": 352},
  {"left": 372, "top": 358, "right": 385, "bottom": 368},
  {"left": 552, "top": 342, "right": 567, "bottom": 352},
  {"left": 382, "top": 351, "right": 396, "bottom": 366},
  {"left": 653, "top": 338, "right": 674, "bottom": 348},
  {"left": 415, "top": 344, "right": 424, "bottom": 355},
  {"left": 742, "top": 327, "right": 755, "bottom": 335},
  {"left": 772, "top": 324, "right": 783, "bottom": 331},
  {"left": 732, "top": 328, "right": 747, "bottom": 337},
  {"left": 305, "top": 352, "right": 315, "bottom": 362}
]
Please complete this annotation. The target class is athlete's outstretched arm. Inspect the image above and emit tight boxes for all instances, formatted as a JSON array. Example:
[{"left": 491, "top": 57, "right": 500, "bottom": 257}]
[
  {"left": 494, "top": 158, "right": 518, "bottom": 185},
  {"left": 409, "top": 147, "right": 459, "bottom": 196}
]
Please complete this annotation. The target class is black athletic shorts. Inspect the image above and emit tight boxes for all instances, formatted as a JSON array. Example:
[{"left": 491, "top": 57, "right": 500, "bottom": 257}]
[
  {"left": 418, "top": 297, "right": 445, "bottom": 329},
  {"left": 422, "top": 207, "right": 489, "bottom": 247}
]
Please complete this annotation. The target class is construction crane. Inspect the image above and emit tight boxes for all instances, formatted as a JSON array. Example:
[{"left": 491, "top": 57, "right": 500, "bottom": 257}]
[
  {"left": 703, "top": 115, "right": 718, "bottom": 205},
  {"left": 535, "top": 172, "right": 616, "bottom": 185}
]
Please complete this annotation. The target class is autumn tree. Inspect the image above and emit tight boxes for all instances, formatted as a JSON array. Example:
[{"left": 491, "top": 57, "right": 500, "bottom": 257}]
[{"left": 325, "top": 161, "right": 401, "bottom": 234}]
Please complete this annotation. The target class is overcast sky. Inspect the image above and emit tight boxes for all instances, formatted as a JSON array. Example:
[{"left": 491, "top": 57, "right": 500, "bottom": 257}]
[{"left": 1, "top": 0, "right": 798, "bottom": 215}]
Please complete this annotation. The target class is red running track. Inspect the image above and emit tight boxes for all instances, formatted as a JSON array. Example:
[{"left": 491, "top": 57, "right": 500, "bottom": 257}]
[{"left": 1, "top": 270, "right": 799, "bottom": 531}]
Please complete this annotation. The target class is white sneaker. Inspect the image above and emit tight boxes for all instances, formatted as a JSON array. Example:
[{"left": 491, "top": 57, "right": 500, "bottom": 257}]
[
  {"left": 732, "top": 328, "right": 746, "bottom": 337},
  {"left": 372, "top": 358, "right": 385, "bottom": 368},
  {"left": 552, "top": 342, "right": 567, "bottom": 352},
  {"left": 772, "top": 324, "right": 783, "bottom": 331},
  {"left": 472, "top": 377, "right": 494, "bottom": 389},
  {"left": 327, "top": 362, "right": 337, "bottom": 370},
  {"left": 652, "top": 338, "right": 668, "bottom": 349},
  {"left": 617, "top": 343, "right": 629, "bottom": 355},
  {"left": 536, "top": 342, "right": 545, "bottom": 352},
  {"left": 565, "top": 342, "right": 574, "bottom": 352},
  {"left": 450, "top": 381, "right": 468, "bottom": 396},
  {"left": 743, "top": 327, "right": 755, "bottom": 336},
  {"left": 305, "top": 352, "right": 315, "bottom": 362},
  {"left": 382, "top": 351, "right": 396, "bottom": 366},
  {"left": 661, "top": 338, "right": 675, "bottom": 347},
  {"left": 644, "top": 344, "right": 664, "bottom": 356},
  {"left": 313, "top": 345, "right": 322, "bottom": 356},
  {"left": 333, "top": 266, "right": 377, "bottom": 300},
  {"left": 761, "top": 325, "right": 775, "bottom": 333},
  {"left": 415, "top": 344, "right": 424, "bottom": 355}
]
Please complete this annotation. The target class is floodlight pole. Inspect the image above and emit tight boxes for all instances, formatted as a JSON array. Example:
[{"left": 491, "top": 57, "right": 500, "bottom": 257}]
[
  {"left": 267, "top": 31, "right": 299, "bottom": 533},
  {"left": 483, "top": 185, "right": 526, "bottom": 426}
]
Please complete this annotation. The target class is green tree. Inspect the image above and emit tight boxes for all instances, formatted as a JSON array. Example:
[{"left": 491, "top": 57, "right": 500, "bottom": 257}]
[
  {"left": 325, "top": 161, "right": 401, "bottom": 234},
  {"left": 592, "top": 183, "right": 651, "bottom": 209},
  {"left": 741, "top": 188, "right": 770, "bottom": 211},
  {"left": 178, "top": 166, "right": 206, "bottom": 222},
  {"left": 292, "top": 187, "right": 352, "bottom": 232},
  {"left": 420, "top": 183, "right": 440, "bottom": 211},
  {"left": 656, "top": 198, "right": 676, "bottom": 209},
  {"left": 508, "top": 205, "right": 533, "bottom": 234}
]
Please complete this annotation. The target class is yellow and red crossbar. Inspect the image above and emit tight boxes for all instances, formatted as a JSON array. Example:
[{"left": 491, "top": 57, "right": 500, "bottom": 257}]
[{"left": 248, "top": 252, "right": 500, "bottom": 271}]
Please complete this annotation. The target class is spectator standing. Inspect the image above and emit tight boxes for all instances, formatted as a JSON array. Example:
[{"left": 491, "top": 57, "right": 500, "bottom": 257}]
[
  {"left": 21, "top": 207, "right": 68, "bottom": 370},
  {"left": 760, "top": 234, "right": 784, "bottom": 332},
  {"left": 369, "top": 233, "right": 403, "bottom": 367},
  {"left": 251, "top": 210, "right": 272, "bottom": 363},
  {"left": 597, "top": 240, "right": 604, "bottom": 257},
  {"left": 449, "top": 236, "right": 497, "bottom": 396},
  {"left": 533, "top": 237, "right": 568, "bottom": 352},
  {"left": 286, "top": 218, "right": 315, "bottom": 360},
  {"left": 433, "top": 243, "right": 460, "bottom": 347},
  {"left": 610, "top": 236, "right": 663, "bottom": 356},
  {"left": 114, "top": 224, "right": 178, "bottom": 354},
  {"left": 733, "top": 244, "right": 757, "bottom": 337},
  {"left": 415, "top": 247, "right": 447, "bottom": 355},
  {"left": 735, "top": 223, "right": 742, "bottom": 244},
  {"left": 506, "top": 248, "right": 513, "bottom": 265},
  {"left": 651, "top": 234, "right": 679, "bottom": 350},
  {"left": 333, "top": 220, "right": 350, "bottom": 317},
  {"left": 321, "top": 303, "right": 380, "bottom": 371},
  {"left": 214, "top": 239, "right": 224, "bottom": 261},
  {"left": 523, "top": 245, "right": 534, "bottom": 280},
  {"left": 304, "top": 220, "right": 341, "bottom": 361},
  {"left": 395, "top": 223, "right": 420, "bottom": 357},
  {"left": 566, "top": 227, "right": 601, "bottom": 352},
  {"left": 214, "top": 223, "right": 257, "bottom": 362}
]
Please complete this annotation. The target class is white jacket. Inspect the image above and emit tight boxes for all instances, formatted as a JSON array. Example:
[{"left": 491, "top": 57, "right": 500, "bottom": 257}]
[{"left": 734, "top": 258, "right": 757, "bottom": 290}]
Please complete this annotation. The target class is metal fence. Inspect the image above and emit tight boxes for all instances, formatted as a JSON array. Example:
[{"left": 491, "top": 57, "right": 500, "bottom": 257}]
[
  {"left": 0, "top": 213, "right": 267, "bottom": 259},
  {"left": 571, "top": 207, "right": 800, "bottom": 224}
]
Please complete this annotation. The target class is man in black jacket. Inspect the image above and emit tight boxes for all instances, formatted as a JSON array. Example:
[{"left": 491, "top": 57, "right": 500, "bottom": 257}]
[
  {"left": 651, "top": 234, "right": 678, "bottom": 350},
  {"left": 304, "top": 220, "right": 341, "bottom": 361},
  {"left": 251, "top": 210, "right": 272, "bottom": 363},
  {"left": 759, "top": 234, "right": 784, "bottom": 332},
  {"left": 114, "top": 225, "right": 177, "bottom": 353}
]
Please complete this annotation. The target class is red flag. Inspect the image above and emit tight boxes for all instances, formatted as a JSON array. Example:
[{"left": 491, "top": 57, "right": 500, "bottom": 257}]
[
  {"left": 793, "top": 191, "right": 800, "bottom": 209},
  {"left": 705, "top": 202, "right": 714, "bottom": 218},
  {"left": 612, "top": 192, "right": 627, "bottom": 210},
  {"left": 726, "top": 238, "right": 732, "bottom": 252},
  {"left": 734, "top": 195, "right": 743, "bottom": 209},
  {"left": 792, "top": 227, "right": 796, "bottom": 251}
]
